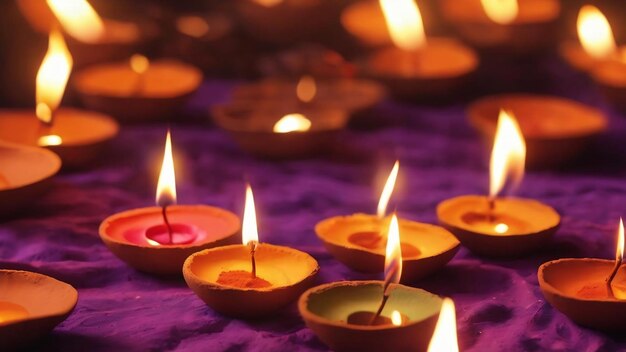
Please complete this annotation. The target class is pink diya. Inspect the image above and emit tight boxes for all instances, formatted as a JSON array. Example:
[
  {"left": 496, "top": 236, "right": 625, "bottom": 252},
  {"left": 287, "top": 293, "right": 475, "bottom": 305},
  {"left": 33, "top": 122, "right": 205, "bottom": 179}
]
[
  {"left": 99, "top": 131, "right": 240, "bottom": 276},
  {"left": 438, "top": 110, "right": 560, "bottom": 257},
  {"left": 0, "top": 270, "right": 77, "bottom": 350},
  {"left": 183, "top": 184, "right": 319, "bottom": 318},
  {"left": 0, "top": 30, "right": 118, "bottom": 168},
  {"left": 539, "top": 218, "right": 626, "bottom": 331}
]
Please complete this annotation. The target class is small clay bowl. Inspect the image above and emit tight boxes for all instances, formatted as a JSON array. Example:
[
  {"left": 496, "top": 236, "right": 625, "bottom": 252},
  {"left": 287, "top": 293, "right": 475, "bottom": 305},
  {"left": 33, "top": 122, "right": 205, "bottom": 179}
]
[
  {"left": 183, "top": 243, "right": 319, "bottom": 319},
  {"left": 74, "top": 59, "right": 203, "bottom": 123},
  {"left": 212, "top": 104, "right": 349, "bottom": 159},
  {"left": 0, "top": 108, "right": 119, "bottom": 168},
  {"left": 0, "top": 141, "right": 61, "bottom": 217},
  {"left": 0, "top": 270, "right": 78, "bottom": 350},
  {"left": 440, "top": 0, "right": 561, "bottom": 55},
  {"left": 315, "top": 214, "right": 460, "bottom": 282},
  {"left": 340, "top": 0, "right": 390, "bottom": 48},
  {"left": 538, "top": 258, "right": 626, "bottom": 331},
  {"left": 468, "top": 94, "right": 608, "bottom": 168},
  {"left": 361, "top": 38, "right": 479, "bottom": 101},
  {"left": 591, "top": 60, "right": 626, "bottom": 112},
  {"left": 298, "top": 281, "right": 442, "bottom": 352},
  {"left": 437, "top": 195, "right": 560, "bottom": 257},
  {"left": 99, "top": 205, "right": 240, "bottom": 276}
]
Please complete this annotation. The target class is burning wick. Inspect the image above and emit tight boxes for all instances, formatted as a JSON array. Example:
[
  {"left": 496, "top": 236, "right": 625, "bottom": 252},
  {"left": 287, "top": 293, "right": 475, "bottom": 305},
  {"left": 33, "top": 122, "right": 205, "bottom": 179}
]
[
  {"left": 606, "top": 218, "right": 625, "bottom": 297},
  {"left": 249, "top": 240, "right": 258, "bottom": 278},
  {"left": 243, "top": 184, "right": 260, "bottom": 278},
  {"left": 161, "top": 205, "right": 174, "bottom": 244},
  {"left": 379, "top": 0, "right": 427, "bottom": 75},
  {"left": 373, "top": 160, "right": 400, "bottom": 244},
  {"left": 130, "top": 54, "right": 150, "bottom": 95},
  {"left": 156, "top": 130, "right": 177, "bottom": 245}
]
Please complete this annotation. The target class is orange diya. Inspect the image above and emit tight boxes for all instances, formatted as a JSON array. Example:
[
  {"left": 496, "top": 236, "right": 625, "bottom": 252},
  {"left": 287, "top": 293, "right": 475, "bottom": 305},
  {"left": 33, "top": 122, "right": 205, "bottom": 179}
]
[
  {"left": 0, "top": 30, "right": 118, "bottom": 168},
  {"left": 99, "top": 131, "right": 240, "bottom": 276},
  {"left": 539, "top": 218, "right": 626, "bottom": 331},
  {"left": 316, "top": 161, "right": 460, "bottom": 282},
  {"left": 183, "top": 184, "right": 319, "bottom": 319},
  {"left": 438, "top": 110, "right": 560, "bottom": 257}
]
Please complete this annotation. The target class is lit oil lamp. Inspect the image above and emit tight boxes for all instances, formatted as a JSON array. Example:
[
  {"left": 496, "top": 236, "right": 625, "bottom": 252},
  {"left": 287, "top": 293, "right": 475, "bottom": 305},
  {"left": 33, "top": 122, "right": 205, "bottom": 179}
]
[
  {"left": 299, "top": 216, "right": 443, "bottom": 351},
  {"left": 99, "top": 130, "right": 240, "bottom": 276},
  {"left": 316, "top": 161, "right": 460, "bottom": 282},
  {"left": 0, "top": 270, "right": 77, "bottom": 350},
  {"left": 427, "top": 298, "right": 459, "bottom": 352},
  {"left": 440, "top": 0, "right": 561, "bottom": 54},
  {"left": 438, "top": 110, "right": 561, "bottom": 257},
  {"left": 539, "top": 218, "right": 626, "bottom": 331},
  {"left": 351, "top": 0, "right": 479, "bottom": 101},
  {"left": 468, "top": 94, "right": 607, "bottom": 169},
  {"left": 0, "top": 29, "right": 118, "bottom": 168},
  {"left": 73, "top": 54, "right": 203, "bottom": 123},
  {"left": 183, "top": 184, "right": 319, "bottom": 318}
]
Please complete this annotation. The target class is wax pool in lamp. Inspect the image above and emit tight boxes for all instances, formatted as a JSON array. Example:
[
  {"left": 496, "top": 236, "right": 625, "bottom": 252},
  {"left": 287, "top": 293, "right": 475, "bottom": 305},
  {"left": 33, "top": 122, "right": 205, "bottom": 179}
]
[
  {"left": 0, "top": 30, "right": 118, "bottom": 168},
  {"left": 440, "top": 0, "right": 561, "bottom": 54},
  {"left": 99, "top": 131, "right": 240, "bottom": 276},
  {"left": 183, "top": 184, "right": 319, "bottom": 319},
  {"left": 438, "top": 110, "right": 560, "bottom": 257},
  {"left": 539, "top": 218, "right": 626, "bottom": 331}
]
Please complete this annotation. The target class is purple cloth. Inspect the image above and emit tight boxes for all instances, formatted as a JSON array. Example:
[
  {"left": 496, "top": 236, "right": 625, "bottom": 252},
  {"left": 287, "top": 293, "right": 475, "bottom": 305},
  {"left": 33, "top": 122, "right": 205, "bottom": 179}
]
[{"left": 3, "top": 58, "right": 626, "bottom": 351}]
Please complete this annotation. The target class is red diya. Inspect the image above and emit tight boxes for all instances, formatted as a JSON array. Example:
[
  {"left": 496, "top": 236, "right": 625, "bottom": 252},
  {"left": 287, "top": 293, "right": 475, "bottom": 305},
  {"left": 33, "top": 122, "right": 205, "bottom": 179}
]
[
  {"left": 438, "top": 110, "right": 560, "bottom": 257},
  {"left": 183, "top": 184, "right": 319, "bottom": 319},
  {"left": 316, "top": 161, "right": 460, "bottom": 282},
  {"left": 345, "top": 0, "right": 479, "bottom": 101},
  {"left": 73, "top": 55, "right": 203, "bottom": 123},
  {"left": 99, "top": 131, "right": 240, "bottom": 276},
  {"left": 0, "top": 30, "right": 118, "bottom": 168},
  {"left": 440, "top": 0, "right": 561, "bottom": 55},
  {"left": 539, "top": 218, "right": 626, "bottom": 331}
]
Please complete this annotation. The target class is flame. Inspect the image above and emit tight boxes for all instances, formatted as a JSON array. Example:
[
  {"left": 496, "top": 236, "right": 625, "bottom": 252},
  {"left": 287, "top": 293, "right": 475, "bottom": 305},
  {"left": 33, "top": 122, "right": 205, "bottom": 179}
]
[
  {"left": 427, "top": 298, "right": 459, "bottom": 352},
  {"left": 156, "top": 130, "right": 177, "bottom": 207},
  {"left": 273, "top": 114, "right": 312, "bottom": 133},
  {"left": 377, "top": 160, "right": 400, "bottom": 218},
  {"left": 253, "top": 0, "right": 283, "bottom": 7},
  {"left": 489, "top": 110, "right": 526, "bottom": 198},
  {"left": 577, "top": 5, "right": 617, "bottom": 60},
  {"left": 391, "top": 310, "right": 402, "bottom": 326},
  {"left": 130, "top": 54, "right": 150, "bottom": 75},
  {"left": 46, "top": 0, "right": 105, "bottom": 43},
  {"left": 242, "top": 184, "right": 259, "bottom": 246},
  {"left": 37, "top": 134, "right": 62, "bottom": 146},
  {"left": 384, "top": 213, "right": 403, "bottom": 285},
  {"left": 494, "top": 223, "right": 509, "bottom": 234},
  {"left": 617, "top": 217, "right": 624, "bottom": 262},
  {"left": 297, "top": 75, "right": 317, "bottom": 103},
  {"left": 480, "top": 0, "right": 518, "bottom": 25},
  {"left": 36, "top": 30, "right": 72, "bottom": 125},
  {"left": 379, "top": 0, "right": 426, "bottom": 51}
]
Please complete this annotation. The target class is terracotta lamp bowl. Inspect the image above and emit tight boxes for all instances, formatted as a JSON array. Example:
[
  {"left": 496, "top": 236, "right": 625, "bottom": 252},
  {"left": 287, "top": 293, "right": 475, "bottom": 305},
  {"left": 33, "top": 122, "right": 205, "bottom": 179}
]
[
  {"left": 315, "top": 214, "right": 460, "bottom": 282},
  {"left": 538, "top": 258, "right": 626, "bottom": 331},
  {"left": 183, "top": 243, "right": 319, "bottom": 319},
  {"left": 298, "top": 281, "right": 442, "bottom": 352},
  {"left": 591, "top": 60, "right": 626, "bottom": 112},
  {"left": 468, "top": 94, "right": 608, "bottom": 169},
  {"left": 0, "top": 270, "right": 78, "bottom": 350}
]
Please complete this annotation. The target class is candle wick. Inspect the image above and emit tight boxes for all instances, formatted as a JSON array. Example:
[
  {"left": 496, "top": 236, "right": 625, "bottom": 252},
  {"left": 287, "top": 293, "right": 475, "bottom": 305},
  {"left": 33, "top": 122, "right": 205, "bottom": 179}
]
[
  {"left": 249, "top": 241, "right": 258, "bottom": 278},
  {"left": 162, "top": 205, "right": 174, "bottom": 245},
  {"left": 369, "top": 266, "right": 397, "bottom": 325},
  {"left": 487, "top": 197, "right": 496, "bottom": 223},
  {"left": 606, "top": 258, "right": 623, "bottom": 298},
  {"left": 133, "top": 71, "right": 145, "bottom": 97}
]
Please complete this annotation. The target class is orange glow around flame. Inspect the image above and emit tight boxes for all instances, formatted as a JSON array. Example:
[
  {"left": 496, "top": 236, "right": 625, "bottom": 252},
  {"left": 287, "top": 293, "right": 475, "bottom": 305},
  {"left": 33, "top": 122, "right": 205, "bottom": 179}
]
[
  {"left": 577, "top": 5, "right": 617, "bottom": 60},
  {"left": 489, "top": 110, "right": 526, "bottom": 198},
  {"left": 36, "top": 30, "right": 72, "bottom": 125},
  {"left": 377, "top": 160, "right": 400, "bottom": 218},
  {"left": 253, "top": 0, "right": 283, "bottom": 7},
  {"left": 297, "top": 75, "right": 317, "bottom": 103},
  {"left": 379, "top": 0, "right": 426, "bottom": 51},
  {"left": 617, "top": 218, "right": 624, "bottom": 262},
  {"left": 427, "top": 298, "right": 459, "bottom": 352},
  {"left": 384, "top": 213, "right": 402, "bottom": 286},
  {"left": 242, "top": 184, "right": 259, "bottom": 246},
  {"left": 46, "top": 0, "right": 105, "bottom": 43},
  {"left": 37, "top": 134, "right": 63, "bottom": 147},
  {"left": 156, "top": 130, "right": 177, "bottom": 207},
  {"left": 273, "top": 113, "right": 312, "bottom": 133},
  {"left": 480, "top": 0, "right": 518, "bottom": 25},
  {"left": 391, "top": 310, "right": 402, "bottom": 326},
  {"left": 130, "top": 54, "right": 150, "bottom": 75}
]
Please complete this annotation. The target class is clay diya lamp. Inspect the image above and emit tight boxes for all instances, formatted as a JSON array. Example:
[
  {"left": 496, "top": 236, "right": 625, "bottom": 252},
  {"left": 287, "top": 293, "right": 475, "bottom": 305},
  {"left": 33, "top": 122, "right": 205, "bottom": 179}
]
[
  {"left": 0, "top": 141, "right": 61, "bottom": 217},
  {"left": 591, "top": 60, "right": 626, "bottom": 112},
  {"left": 99, "top": 131, "right": 240, "bottom": 276},
  {"left": 316, "top": 161, "right": 459, "bottom": 281},
  {"left": 354, "top": 0, "right": 479, "bottom": 101},
  {"left": 440, "top": 0, "right": 561, "bottom": 55},
  {"left": 0, "top": 30, "right": 118, "bottom": 168},
  {"left": 538, "top": 218, "right": 626, "bottom": 331},
  {"left": 468, "top": 94, "right": 608, "bottom": 168},
  {"left": 183, "top": 184, "right": 319, "bottom": 319},
  {"left": 212, "top": 103, "right": 349, "bottom": 159},
  {"left": 300, "top": 218, "right": 443, "bottom": 351},
  {"left": 74, "top": 55, "right": 203, "bottom": 123},
  {"left": 0, "top": 270, "right": 77, "bottom": 350},
  {"left": 438, "top": 110, "right": 560, "bottom": 257}
]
